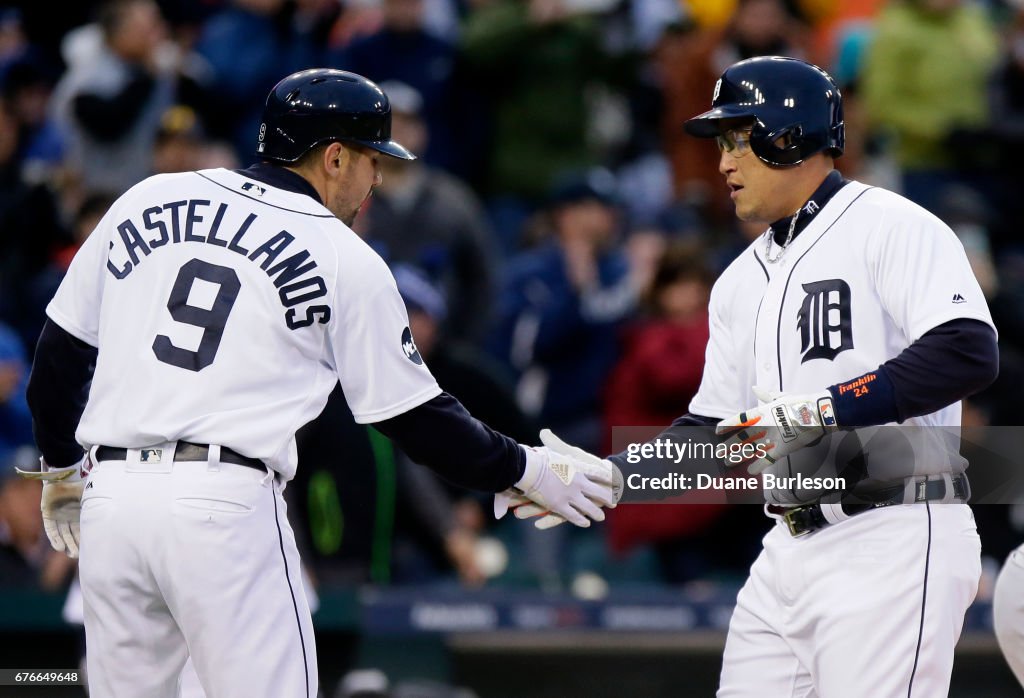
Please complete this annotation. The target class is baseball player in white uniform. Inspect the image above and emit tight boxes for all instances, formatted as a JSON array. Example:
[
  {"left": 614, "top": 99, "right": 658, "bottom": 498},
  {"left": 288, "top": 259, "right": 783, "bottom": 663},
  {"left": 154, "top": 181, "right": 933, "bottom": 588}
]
[
  {"left": 518, "top": 56, "right": 999, "bottom": 696},
  {"left": 687, "top": 56, "right": 998, "bottom": 697},
  {"left": 19, "top": 69, "right": 617, "bottom": 698}
]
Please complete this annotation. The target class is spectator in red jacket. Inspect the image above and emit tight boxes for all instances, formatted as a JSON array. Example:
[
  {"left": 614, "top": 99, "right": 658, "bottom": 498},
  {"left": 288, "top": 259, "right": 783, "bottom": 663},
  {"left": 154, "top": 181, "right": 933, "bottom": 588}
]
[
  {"left": 604, "top": 240, "right": 713, "bottom": 445},
  {"left": 603, "top": 241, "right": 733, "bottom": 583}
]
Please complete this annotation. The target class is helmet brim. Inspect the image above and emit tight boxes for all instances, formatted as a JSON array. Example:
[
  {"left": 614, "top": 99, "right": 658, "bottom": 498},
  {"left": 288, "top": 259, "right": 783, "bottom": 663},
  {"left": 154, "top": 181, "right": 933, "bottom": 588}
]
[
  {"left": 362, "top": 139, "right": 417, "bottom": 161},
  {"left": 683, "top": 105, "right": 756, "bottom": 137}
]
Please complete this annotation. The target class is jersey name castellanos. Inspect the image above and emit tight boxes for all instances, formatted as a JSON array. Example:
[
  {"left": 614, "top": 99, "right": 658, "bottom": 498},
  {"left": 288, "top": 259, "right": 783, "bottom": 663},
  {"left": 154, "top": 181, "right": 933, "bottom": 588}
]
[
  {"left": 689, "top": 181, "right": 995, "bottom": 503},
  {"left": 48, "top": 168, "right": 441, "bottom": 479}
]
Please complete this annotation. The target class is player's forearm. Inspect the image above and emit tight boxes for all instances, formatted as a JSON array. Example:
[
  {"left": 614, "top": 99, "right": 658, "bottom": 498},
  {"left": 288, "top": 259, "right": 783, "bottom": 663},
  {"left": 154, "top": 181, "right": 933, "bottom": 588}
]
[
  {"left": 828, "top": 318, "right": 998, "bottom": 426},
  {"left": 26, "top": 319, "right": 96, "bottom": 467},
  {"left": 373, "top": 392, "right": 525, "bottom": 493},
  {"left": 606, "top": 413, "right": 727, "bottom": 494}
]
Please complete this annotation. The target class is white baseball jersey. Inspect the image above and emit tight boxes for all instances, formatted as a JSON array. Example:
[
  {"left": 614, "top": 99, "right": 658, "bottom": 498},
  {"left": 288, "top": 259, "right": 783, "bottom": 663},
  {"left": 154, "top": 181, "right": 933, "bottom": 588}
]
[
  {"left": 689, "top": 181, "right": 995, "bottom": 499},
  {"left": 48, "top": 168, "right": 442, "bottom": 480}
]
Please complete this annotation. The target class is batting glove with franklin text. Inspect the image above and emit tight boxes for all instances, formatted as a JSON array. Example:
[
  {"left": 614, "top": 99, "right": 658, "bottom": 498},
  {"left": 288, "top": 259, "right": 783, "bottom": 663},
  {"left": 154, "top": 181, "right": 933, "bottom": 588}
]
[
  {"left": 495, "top": 430, "right": 616, "bottom": 528},
  {"left": 499, "top": 429, "right": 624, "bottom": 529},
  {"left": 716, "top": 386, "right": 837, "bottom": 474},
  {"left": 16, "top": 455, "right": 90, "bottom": 558}
]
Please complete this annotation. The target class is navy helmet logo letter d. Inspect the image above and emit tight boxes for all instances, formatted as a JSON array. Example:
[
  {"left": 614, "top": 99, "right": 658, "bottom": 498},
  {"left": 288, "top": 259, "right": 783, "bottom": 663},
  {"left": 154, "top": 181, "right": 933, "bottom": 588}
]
[{"left": 797, "top": 279, "right": 853, "bottom": 362}]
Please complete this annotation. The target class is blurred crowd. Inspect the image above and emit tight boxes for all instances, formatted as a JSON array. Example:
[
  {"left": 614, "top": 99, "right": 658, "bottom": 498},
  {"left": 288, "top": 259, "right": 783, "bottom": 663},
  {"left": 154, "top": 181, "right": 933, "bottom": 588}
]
[{"left": 3, "top": 0, "right": 1024, "bottom": 604}]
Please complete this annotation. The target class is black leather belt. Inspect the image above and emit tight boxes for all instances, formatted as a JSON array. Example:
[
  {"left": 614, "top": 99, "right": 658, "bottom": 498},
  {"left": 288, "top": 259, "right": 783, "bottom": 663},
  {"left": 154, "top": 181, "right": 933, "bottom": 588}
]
[
  {"left": 95, "top": 441, "right": 264, "bottom": 472},
  {"left": 768, "top": 474, "right": 969, "bottom": 537}
]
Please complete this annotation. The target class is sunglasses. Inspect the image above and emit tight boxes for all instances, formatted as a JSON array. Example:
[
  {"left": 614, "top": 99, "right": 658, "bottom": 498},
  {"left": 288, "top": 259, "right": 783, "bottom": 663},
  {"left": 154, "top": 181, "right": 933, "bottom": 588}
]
[{"left": 715, "top": 128, "right": 754, "bottom": 157}]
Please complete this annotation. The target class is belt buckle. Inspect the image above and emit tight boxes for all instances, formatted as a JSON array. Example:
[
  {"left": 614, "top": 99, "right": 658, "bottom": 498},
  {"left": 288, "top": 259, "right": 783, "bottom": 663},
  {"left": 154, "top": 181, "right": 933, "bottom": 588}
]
[{"left": 783, "top": 506, "right": 813, "bottom": 538}]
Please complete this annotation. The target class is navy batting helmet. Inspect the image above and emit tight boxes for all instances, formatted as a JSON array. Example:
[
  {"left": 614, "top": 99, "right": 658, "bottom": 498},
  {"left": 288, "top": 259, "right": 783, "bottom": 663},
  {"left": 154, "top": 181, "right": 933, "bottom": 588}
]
[
  {"left": 256, "top": 69, "right": 415, "bottom": 163},
  {"left": 684, "top": 56, "right": 844, "bottom": 167}
]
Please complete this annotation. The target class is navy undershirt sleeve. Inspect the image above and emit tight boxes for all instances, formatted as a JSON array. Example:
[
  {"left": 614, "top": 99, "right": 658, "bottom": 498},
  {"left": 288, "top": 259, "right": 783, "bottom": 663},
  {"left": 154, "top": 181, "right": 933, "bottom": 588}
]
[
  {"left": 373, "top": 392, "right": 525, "bottom": 493},
  {"left": 670, "top": 413, "right": 721, "bottom": 428},
  {"left": 605, "top": 319, "right": 996, "bottom": 477},
  {"left": 26, "top": 319, "right": 97, "bottom": 467},
  {"left": 607, "top": 412, "right": 723, "bottom": 478},
  {"left": 829, "top": 318, "right": 998, "bottom": 426}
]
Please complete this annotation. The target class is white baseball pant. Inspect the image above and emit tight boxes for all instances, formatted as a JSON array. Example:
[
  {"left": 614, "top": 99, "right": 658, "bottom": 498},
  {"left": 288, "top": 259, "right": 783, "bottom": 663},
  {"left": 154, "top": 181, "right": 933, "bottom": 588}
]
[
  {"left": 718, "top": 503, "right": 981, "bottom": 697},
  {"left": 78, "top": 445, "right": 317, "bottom": 698}
]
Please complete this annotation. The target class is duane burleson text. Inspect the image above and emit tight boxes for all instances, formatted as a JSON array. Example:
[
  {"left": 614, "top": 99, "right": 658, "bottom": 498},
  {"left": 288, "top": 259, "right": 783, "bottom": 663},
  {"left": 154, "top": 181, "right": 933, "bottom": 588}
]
[{"left": 626, "top": 473, "right": 847, "bottom": 491}]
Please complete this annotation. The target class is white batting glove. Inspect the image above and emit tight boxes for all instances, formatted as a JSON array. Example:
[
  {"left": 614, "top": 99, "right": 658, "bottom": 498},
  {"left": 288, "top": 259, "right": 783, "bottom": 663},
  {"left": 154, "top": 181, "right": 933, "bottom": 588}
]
[
  {"left": 495, "top": 429, "right": 623, "bottom": 529},
  {"left": 15, "top": 455, "right": 90, "bottom": 558},
  {"left": 495, "top": 429, "right": 616, "bottom": 528},
  {"left": 716, "top": 386, "right": 837, "bottom": 474}
]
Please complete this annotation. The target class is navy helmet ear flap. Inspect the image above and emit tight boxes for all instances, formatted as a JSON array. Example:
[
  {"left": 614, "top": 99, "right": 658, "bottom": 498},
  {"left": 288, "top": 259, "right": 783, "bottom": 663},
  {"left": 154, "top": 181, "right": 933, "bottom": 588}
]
[
  {"left": 751, "top": 122, "right": 824, "bottom": 167},
  {"left": 829, "top": 119, "right": 846, "bottom": 156}
]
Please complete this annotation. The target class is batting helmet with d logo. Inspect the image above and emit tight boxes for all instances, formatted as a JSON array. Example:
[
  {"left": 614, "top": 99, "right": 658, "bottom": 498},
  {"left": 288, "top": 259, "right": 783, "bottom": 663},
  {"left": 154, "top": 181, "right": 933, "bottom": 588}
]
[{"left": 684, "top": 56, "right": 844, "bottom": 167}]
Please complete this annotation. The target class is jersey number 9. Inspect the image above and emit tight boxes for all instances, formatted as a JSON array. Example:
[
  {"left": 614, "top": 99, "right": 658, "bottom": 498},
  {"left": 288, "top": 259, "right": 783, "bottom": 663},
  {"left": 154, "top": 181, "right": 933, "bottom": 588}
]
[{"left": 152, "top": 258, "right": 241, "bottom": 372}]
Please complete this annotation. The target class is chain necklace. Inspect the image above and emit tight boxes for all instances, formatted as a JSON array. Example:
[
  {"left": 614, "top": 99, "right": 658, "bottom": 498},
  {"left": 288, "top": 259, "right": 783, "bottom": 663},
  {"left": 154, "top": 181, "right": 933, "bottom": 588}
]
[{"left": 764, "top": 207, "right": 799, "bottom": 264}]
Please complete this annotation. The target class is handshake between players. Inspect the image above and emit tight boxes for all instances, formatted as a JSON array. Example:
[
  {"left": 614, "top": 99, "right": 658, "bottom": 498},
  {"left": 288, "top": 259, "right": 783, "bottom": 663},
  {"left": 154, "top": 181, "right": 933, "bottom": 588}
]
[
  {"left": 496, "top": 429, "right": 624, "bottom": 530},
  {"left": 22, "top": 392, "right": 818, "bottom": 551},
  {"left": 501, "top": 386, "right": 836, "bottom": 530}
]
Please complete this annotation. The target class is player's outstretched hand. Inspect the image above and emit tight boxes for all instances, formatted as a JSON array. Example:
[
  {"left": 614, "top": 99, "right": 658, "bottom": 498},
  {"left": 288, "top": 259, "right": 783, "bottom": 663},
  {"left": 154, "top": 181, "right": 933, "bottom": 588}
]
[
  {"left": 494, "top": 429, "right": 623, "bottom": 529},
  {"left": 716, "top": 386, "right": 838, "bottom": 474},
  {"left": 16, "top": 456, "right": 89, "bottom": 558}
]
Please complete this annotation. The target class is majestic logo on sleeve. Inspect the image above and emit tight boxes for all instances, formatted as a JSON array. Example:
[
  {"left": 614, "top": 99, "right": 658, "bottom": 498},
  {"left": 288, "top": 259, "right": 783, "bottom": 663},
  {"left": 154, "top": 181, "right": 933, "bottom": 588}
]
[
  {"left": 401, "top": 327, "right": 423, "bottom": 365},
  {"left": 797, "top": 279, "right": 853, "bottom": 363}
]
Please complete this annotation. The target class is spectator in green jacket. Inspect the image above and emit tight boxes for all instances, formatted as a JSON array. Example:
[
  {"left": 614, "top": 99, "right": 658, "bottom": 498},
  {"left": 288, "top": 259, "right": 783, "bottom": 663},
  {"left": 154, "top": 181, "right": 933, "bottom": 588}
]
[
  {"left": 861, "top": 0, "right": 998, "bottom": 214},
  {"left": 461, "top": 0, "right": 630, "bottom": 253}
]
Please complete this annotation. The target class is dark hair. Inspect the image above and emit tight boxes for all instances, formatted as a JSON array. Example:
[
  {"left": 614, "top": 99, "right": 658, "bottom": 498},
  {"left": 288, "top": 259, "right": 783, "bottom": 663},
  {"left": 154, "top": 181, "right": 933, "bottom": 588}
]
[
  {"left": 644, "top": 240, "right": 715, "bottom": 314},
  {"left": 291, "top": 142, "right": 351, "bottom": 171},
  {"left": 77, "top": 194, "right": 116, "bottom": 225},
  {"left": 1, "top": 59, "right": 55, "bottom": 101}
]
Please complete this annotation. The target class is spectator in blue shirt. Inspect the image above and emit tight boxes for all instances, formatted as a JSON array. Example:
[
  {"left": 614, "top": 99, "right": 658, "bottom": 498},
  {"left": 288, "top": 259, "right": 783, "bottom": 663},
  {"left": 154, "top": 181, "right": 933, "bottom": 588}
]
[
  {"left": 489, "top": 168, "right": 635, "bottom": 454},
  {"left": 0, "top": 322, "right": 33, "bottom": 470},
  {"left": 329, "top": 0, "right": 462, "bottom": 174}
]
